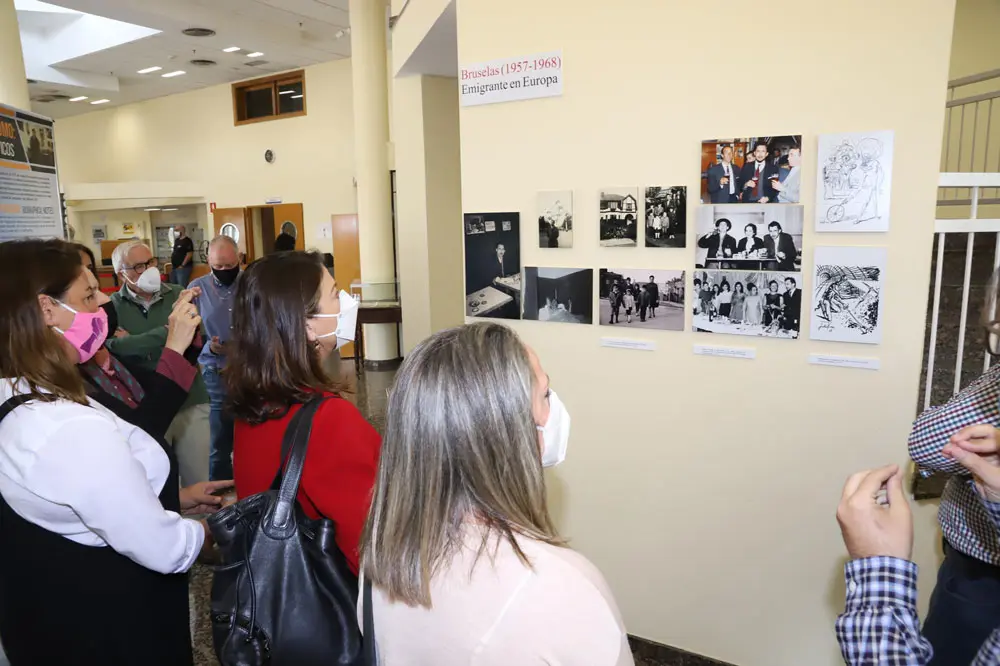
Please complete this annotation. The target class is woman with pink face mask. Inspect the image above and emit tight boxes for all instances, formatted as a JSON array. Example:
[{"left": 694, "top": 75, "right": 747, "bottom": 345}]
[{"left": 0, "top": 239, "right": 224, "bottom": 666}]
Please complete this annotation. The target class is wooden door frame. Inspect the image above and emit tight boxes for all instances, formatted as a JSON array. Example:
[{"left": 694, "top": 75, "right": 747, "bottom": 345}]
[{"left": 212, "top": 206, "right": 255, "bottom": 264}]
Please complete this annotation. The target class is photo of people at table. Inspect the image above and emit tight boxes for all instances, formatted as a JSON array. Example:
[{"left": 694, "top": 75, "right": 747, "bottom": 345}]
[
  {"left": 695, "top": 204, "right": 803, "bottom": 272},
  {"left": 700, "top": 136, "right": 802, "bottom": 204},
  {"left": 464, "top": 212, "right": 521, "bottom": 320},
  {"left": 692, "top": 269, "right": 802, "bottom": 339}
]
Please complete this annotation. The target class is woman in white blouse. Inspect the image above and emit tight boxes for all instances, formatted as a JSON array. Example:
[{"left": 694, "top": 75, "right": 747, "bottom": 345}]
[
  {"left": 359, "top": 322, "right": 634, "bottom": 665},
  {"left": 0, "top": 239, "right": 225, "bottom": 666}
]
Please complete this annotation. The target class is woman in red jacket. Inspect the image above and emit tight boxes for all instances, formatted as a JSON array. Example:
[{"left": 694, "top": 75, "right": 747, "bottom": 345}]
[{"left": 224, "top": 251, "right": 380, "bottom": 574}]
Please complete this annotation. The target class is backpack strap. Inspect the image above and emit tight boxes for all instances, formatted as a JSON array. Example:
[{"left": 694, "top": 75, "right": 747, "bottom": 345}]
[{"left": 0, "top": 395, "right": 35, "bottom": 425}]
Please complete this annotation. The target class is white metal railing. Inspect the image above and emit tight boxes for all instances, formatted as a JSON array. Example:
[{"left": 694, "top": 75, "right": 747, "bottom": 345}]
[
  {"left": 941, "top": 70, "right": 1000, "bottom": 204},
  {"left": 924, "top": 172, "right": 1000, "bottom": 409}
]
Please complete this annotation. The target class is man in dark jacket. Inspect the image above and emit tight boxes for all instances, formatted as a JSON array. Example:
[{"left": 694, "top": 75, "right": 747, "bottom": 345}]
[
  {"left": 646, "top": 276, "right": 660, "bottom": 319},
  {"left": 739, "top": 142, "right": 781, "bottom": 203},
  {"left": 764, "top": 221, "right": 798, "bottom": 271}
]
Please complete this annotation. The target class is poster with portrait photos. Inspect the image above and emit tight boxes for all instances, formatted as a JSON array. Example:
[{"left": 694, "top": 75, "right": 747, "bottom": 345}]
[
  {"left": 700, "top": 136, "right": 803, "bottom": 205},
  {"left": 464, "top": 212, "right": 521, "bottom": 320}
]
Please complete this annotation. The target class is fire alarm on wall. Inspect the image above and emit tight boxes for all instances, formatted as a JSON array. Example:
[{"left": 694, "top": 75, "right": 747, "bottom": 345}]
[{"left": 264, "top": 149, "right": 275, "bottom": 164}]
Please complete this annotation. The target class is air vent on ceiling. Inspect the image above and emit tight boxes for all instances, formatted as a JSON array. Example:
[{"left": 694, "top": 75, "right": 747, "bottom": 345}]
[
  {"left": 32, "top": 94, "right": 72, "bottom": 103},
  {"left": 245, "top": 60, "right": 270, "bottom": 67},
  {"left": 182, "top": 27, "right": 216, "bottom": 37},
  {"left": 190, "top": 59, "right": 217, "bottom": 67}
]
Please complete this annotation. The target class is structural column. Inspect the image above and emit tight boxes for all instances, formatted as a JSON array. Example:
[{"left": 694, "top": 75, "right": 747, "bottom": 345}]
[
  {"left": 0, "top": 0, "right": 29, "bottom": 109},
  {"left": 349, "top": 0, "right": 398, "bottom": 362}
]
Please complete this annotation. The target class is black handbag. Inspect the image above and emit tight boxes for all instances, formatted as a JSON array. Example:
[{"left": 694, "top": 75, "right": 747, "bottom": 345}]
[{"left": 209, "top": 396, "right": 365, "bottom": 666}]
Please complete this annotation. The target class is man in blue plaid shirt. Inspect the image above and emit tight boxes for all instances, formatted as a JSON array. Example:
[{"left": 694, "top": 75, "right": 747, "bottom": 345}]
[
  {"left": 908, "top": 366, "right": 1000, "bottom": 664},
  {"left": 836, "top": 429, "right": 1000, "bottom": 665}
]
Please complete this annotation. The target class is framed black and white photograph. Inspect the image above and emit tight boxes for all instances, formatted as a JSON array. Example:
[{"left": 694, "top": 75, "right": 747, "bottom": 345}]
[
  {"left": 464, "top": 212, "right": 521, "bottom": 320},
  {"left": 599, "top": 187, "right": 639, "bottom": 247},
  {"left": 695, "top": 204, "right": 803, "bottom": 272},
  {"left": 538, "top": 190, "right": 573, "bottom": 248},
  {"left": 599, "top": 268, "right": 685, "bottom": 331},
  {"left": 644, "top": 186, "right": 686, "bottom": 248},
  {"left": 523, "top": 267, "right": 594, "bottom": 325},
  {"left": 700, "top": 136, "right": 802, "bottom": 204},
  {"left": 692, "top": 270, "right": 802, "bottom": 339}
]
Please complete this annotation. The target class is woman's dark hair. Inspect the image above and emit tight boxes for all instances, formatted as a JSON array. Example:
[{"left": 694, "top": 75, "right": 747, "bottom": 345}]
[
  {"left": 71, "top": 243, "right": 98, "bottom": 276},
  {"left": 722, "top": 282, "right": 731, "bottom": 291},
  {"left": 0, "top": 239, "right": 87, "bottom": 404},
  {"left": 225, "top": 250, "right": 343, "bottom": 424},
  {"left": 769, "top": 280, "right": 779, "bottom": 288},
  {"left": 712, "top": 284, "right": 719, "bottom": 293},
  {"left": 748, "top": 283, "right": 758, "bottom": 293},
  {"left": 734, "top": 281, "right": 745, "bottom": 293},
  {"left": 273, "top": 232, "right": 296, "bottom": 253},
  {"left": 744, "top": 223, "right": 757, "bottom": 235}
]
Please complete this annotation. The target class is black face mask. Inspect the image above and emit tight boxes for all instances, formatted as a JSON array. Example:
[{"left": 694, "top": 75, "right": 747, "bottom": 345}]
[
  {"left": 213, "top": 267, "right": 240, "bottom": 287},
  {"left": 100, "top": 300, "right": 118, "bottom": 335}
]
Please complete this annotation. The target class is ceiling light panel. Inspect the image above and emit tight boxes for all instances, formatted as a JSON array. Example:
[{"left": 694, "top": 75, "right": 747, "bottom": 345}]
[
  {"left": 246, "top": 52, "right": 264, "bottom": 58},
  {"left": 69, "top": 96, "right": 88, "bottom": 102},
  {"left": 90, "top": 99, "right": 110, "bottom": 105},
  {"left": 137, "top": 66, "right": 162, "bottom": 74},
  {"left": 223, "top": 46, "right": 241, "bottom": 52},
  {"left": 161, "top": 71, "right": 186, "bottom": 78}
]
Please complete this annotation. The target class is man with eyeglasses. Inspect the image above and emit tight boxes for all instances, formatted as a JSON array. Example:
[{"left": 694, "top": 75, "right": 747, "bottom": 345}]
[{"left": 105, "top": 240, "right": 211, "bottom": 486}]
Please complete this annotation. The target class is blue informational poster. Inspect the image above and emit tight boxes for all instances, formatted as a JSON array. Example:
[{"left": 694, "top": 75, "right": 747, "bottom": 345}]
[{"left": 0, "top": 103, "right": 62, "bottom": 240}]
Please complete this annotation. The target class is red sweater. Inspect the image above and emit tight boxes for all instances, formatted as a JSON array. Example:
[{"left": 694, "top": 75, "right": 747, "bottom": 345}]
[{"left": 233, "top": 393, "right": 381, "bottom": 574}]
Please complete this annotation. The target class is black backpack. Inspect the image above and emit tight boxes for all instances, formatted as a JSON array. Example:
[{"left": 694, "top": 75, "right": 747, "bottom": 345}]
[{"left": 209, "top": 396, "right": 368, "bottom": 665}]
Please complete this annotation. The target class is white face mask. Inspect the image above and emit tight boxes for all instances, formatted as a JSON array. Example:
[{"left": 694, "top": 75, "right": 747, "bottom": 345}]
[
  {"left": 127, "top": 266, "right": 162, "bottom": 294},
  {"left": 536, "top": 390, "right": 571, "bottom": 468},
  {"left": 311, "top": 290, "right": 360, "bottom": 349}
]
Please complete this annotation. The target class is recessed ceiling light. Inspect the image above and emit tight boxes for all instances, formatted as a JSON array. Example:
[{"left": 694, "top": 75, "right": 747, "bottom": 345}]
[
  {"left": 223, "top": 46, "right": 240, "bottom": 53},
  {"left": 162, "top": 208, "right": 179, "bottom": 211},
  {"left": 161, "top": 70, "right": 186, "bottom": 78},
  {"left": 137, "top": 66, "right": 162, "bottom": 74},
  {"left": 69, "top": 96, "right": 88, "bottom": 102},
  {"left": 90, "top": 99, "right": 110, "bottom": 105},
  {"left": 290, "top": 94, "right": 303, "bottom": 99},
  {"left": 144, "top": 208, "right": 161, "bottom": 211},
  {"left": 246, "top": 52, "right": 264, "bottom": 58}
]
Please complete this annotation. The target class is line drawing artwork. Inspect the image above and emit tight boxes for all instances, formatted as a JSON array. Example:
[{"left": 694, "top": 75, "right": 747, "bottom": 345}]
[
  {"left": 816, "top": 131, "right": 894, "bottom": 233},
  {"left": 810, "top": 246, "right": 887, "bottom": 344}
]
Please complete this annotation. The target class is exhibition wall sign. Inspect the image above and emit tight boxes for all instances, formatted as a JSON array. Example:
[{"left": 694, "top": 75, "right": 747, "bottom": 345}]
[
  {"left": 460, "top": 51, "right": 562, "bottom": 107},
  {"left": 0, "top": 103, "right": 62, "bottom": 241}
]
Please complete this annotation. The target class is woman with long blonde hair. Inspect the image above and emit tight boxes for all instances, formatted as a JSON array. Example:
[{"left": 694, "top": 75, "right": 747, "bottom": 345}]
[{"left": 360, "top": 322, "right": 633, "bottom": 665}]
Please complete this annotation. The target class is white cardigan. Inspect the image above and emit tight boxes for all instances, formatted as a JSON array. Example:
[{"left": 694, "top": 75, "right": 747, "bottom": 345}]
[{"left": 0, "top": 379, "right": 204, "bottom": 574}]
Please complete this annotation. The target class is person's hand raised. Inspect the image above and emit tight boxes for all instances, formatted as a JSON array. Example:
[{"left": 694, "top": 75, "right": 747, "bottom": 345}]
[
  {"left": 836, "top": 464, "right": 913, "bottom": 561},
  {"left": 166, "top": 292, "right": 202, "bottom": 355},
  {"left": 944, "top": 424, "right": 1000, "bottom": 501}
]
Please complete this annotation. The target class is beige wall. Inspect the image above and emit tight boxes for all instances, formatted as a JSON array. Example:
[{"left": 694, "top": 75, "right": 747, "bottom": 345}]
[
  {"left": 73, "top": 208, "right": 150, "bottom": 259},
  {"left": 394, "top": 74, "right": 464, "bottom": 354},
  {"left": 950, "top": 0, "right": 1000, "bottom": 80},
  {"left": 55, "top": 59, "right": 359, "bottom": 255},
  {"left": 456, "top": 1, "right": 954, "bottom": 664}
]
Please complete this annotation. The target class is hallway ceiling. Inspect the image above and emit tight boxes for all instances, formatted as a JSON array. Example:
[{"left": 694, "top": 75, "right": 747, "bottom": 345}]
[{"left": 15, "top": 0, "right": 353, "bottom": 119}]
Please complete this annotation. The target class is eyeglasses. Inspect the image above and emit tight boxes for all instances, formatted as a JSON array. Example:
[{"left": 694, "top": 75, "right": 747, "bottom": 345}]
[{"left": 125, "top": 257, "right": 158, "bottom": 273}]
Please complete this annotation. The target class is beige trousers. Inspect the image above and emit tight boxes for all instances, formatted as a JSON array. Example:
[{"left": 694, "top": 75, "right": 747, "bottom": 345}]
[{"left": 164, "top": 403, "right": 210, "bottom": 486}]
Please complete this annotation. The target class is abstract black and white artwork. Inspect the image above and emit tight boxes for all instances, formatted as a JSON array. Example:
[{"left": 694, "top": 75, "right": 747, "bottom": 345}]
[
  {"left": 599, "top": 187, "right": 639, "bottom": 247},
  {"left": 810, "top": 246, "right": 886, "bottom": 344},
  {"left": 523, "top": 267, "right": 594, "bottom": 325},
  {"left": 463, "top": 212, "right": 521, "bottom": 320},
  {"left": 644, "top": 186, "right": 686, "bottom": 248},
  {"left": 692, "top": 269, "right": 802, "bottom": 339},
  {"left": 816, "top": 131, "right": 894, "bottom": 233},
  {"left": 537, "top": 190, "right": 573, "bottom": 248}
]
